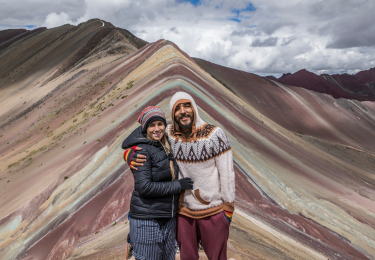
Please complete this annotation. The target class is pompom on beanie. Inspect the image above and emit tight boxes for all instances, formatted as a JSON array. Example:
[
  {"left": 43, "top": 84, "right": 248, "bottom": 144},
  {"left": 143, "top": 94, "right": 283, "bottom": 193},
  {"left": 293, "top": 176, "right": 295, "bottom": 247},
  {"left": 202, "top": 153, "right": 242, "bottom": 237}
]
[{"left": 138, "top": 106, "right": 167, "bottom": 133}]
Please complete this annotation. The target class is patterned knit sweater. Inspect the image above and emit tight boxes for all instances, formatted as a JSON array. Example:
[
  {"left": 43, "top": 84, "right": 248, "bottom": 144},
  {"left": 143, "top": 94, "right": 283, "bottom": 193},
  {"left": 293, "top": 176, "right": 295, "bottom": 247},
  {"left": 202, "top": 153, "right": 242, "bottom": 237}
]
[{"left": 168, "top": 92, "right": 235, "bottom": 219}]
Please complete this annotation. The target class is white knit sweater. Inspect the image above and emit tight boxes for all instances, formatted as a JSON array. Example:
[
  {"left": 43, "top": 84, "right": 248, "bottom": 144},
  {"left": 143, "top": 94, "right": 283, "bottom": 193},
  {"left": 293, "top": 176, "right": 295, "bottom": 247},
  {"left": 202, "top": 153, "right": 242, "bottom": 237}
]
[{"left": 167, "top": 92, "right": 236, "bottom": 218}]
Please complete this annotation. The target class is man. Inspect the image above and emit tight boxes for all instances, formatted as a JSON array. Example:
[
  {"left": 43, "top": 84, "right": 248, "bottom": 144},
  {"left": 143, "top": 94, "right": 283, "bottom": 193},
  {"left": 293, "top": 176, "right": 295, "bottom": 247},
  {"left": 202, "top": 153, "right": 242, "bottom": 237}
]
[{"left": 124, "top": 92, "right": 235, "bottom": 260}]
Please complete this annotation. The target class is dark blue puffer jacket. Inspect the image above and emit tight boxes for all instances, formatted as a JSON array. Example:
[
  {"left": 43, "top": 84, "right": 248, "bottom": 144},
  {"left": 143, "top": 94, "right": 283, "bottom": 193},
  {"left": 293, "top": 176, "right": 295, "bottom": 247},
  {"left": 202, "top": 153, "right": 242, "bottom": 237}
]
[{"left": 122, "top": 126, "right": 180, "bottom": 219}]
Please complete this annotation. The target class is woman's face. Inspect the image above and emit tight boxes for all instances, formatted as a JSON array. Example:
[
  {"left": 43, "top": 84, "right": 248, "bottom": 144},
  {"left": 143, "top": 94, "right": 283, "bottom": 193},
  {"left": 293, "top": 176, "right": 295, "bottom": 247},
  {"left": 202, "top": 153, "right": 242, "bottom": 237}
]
[{"left": 147, "top": 120, "right": 165, "bottom": 141}]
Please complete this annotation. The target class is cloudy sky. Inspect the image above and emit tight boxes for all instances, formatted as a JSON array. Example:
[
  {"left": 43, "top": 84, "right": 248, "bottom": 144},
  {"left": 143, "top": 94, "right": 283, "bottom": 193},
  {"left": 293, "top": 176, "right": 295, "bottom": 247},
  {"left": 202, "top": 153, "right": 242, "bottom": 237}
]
[{"left": 1, "top": 0, "right": 375, "bottom": 76}]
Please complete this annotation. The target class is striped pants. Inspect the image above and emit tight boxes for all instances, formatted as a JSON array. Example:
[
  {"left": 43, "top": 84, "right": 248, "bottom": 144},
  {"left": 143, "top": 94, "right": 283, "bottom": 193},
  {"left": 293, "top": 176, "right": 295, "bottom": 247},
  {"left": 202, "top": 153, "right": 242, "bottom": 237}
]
[{"left": 129, "top": 217, "right": 176, "bottom": 260}]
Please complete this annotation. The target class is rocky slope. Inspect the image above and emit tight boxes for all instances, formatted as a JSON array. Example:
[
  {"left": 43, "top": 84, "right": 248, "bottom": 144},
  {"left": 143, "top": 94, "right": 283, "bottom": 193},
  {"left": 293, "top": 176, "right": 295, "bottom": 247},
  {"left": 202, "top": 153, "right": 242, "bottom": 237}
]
[
  {"left": 0, "top": 20, "right": 374, "bottom": 260},
  {"left": 356, "top": 67, "right": 375, "bottom": 84}
]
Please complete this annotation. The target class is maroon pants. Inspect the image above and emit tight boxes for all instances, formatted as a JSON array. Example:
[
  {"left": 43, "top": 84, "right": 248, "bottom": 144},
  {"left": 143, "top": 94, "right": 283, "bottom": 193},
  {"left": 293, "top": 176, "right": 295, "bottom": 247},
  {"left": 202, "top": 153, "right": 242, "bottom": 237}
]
[{"left": 176, "top": 212, "right": 230, "bottom": 260}]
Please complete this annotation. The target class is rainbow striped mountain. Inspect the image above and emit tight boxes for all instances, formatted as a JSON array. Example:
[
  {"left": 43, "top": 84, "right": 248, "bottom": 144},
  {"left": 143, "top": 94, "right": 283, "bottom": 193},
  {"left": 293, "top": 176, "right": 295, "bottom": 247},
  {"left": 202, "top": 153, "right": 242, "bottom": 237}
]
[{"left": 1, "top": 19, "right": 375, "bottom": 259}]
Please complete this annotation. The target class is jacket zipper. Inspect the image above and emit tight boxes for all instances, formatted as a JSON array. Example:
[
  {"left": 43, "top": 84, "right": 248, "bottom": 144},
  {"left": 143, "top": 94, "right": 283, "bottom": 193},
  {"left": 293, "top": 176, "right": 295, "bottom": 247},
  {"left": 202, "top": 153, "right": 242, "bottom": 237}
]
[
  {"left": 172, "top": 195, "right": 174, "bottom": 218},
  {"left": 159, "top": 141, "right": 174, "bottom": 218}
]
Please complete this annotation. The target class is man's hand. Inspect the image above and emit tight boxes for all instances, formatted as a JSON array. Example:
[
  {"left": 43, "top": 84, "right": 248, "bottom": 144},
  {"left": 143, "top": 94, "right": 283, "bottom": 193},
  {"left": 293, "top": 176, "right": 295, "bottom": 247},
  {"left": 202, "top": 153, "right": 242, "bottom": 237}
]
[
  {"left": 178, "top": 177, "right": 194, "bottom": 190},
  {"left": 124, "top": 146, "right": 147, "bottom": 170}
]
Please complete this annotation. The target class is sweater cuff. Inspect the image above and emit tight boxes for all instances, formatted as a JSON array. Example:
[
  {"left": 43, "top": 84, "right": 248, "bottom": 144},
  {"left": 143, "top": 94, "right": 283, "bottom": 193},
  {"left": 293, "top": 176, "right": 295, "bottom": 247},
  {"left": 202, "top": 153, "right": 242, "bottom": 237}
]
[{"left": 223, "top": 201, "right": 235, "bottom": 212}]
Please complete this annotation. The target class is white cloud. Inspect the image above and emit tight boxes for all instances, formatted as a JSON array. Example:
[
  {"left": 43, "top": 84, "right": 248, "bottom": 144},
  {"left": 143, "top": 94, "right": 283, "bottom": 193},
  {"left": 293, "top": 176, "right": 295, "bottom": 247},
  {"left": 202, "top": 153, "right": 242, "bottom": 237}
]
[
  {"left": 42, "top": 12, "right": 73, "bottom": 28},
  {"left": 1, "top": 0, "right": 375, "bottom": 76},
  {"left": 0, "top": 0, "right": 84, "bottom": 30}
]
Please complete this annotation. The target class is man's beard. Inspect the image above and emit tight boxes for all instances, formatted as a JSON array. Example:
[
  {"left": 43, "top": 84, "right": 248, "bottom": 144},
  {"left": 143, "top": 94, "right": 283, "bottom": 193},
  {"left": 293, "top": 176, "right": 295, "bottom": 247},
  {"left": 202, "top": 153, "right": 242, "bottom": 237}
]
[
  {"left": 176, "top": 114, "right": 193, "bottom": 130},
  {"left": 179, "top": 121, "right": 192, "bottom": 129}
]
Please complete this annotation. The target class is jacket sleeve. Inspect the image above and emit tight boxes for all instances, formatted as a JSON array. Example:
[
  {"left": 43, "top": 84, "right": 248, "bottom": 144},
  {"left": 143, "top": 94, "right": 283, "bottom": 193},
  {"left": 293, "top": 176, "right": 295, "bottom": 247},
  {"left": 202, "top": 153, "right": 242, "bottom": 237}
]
[
  {"left": 132, "top": 149, "right": 181, "bottom": 198},
  {"left": 212, "top": 128, "right": 236, "bottom": 211}
]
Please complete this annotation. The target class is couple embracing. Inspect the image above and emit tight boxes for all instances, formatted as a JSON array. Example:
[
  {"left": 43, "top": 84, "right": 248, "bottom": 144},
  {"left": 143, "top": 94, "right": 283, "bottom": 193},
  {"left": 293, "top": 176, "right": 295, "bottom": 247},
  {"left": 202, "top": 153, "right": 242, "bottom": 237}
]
[{"left": 121, "top": 92, "right": 236, "bottom": 260}]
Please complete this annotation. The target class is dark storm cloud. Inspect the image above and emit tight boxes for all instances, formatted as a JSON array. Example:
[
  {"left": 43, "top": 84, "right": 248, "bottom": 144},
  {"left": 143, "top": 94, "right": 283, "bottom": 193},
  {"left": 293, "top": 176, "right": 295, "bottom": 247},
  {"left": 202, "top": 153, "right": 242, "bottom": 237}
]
[
  {"left": 257, "top": 20, "right": 295, "bottom": 35},
  {"left": 170, "top": 27, "right": 180, "bottom": 34},
  {"left": 305, "top": 0, "right": 375, "bottom": 49},
  {"left": 251, "top": 37, "right": 278, "bottom": 47},
  {"left": 327, "top": 32, "right": 375, "bottom": 49},
  {"left": 325, "top": 13, "right": 375, "bottom": 48},
  {"left": 230, "top": 27, "right": 260, "bottom": 37},
  {"left": 280, "top": 36, "right": 296, "bottom": 46}
]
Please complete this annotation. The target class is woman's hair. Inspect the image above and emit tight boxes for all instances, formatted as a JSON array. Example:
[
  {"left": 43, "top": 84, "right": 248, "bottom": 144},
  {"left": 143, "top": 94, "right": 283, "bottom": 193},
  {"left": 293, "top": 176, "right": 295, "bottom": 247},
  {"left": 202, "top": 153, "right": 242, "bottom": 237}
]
[{"left": 147, "top": 131, "right": 175, "bottom": 180}]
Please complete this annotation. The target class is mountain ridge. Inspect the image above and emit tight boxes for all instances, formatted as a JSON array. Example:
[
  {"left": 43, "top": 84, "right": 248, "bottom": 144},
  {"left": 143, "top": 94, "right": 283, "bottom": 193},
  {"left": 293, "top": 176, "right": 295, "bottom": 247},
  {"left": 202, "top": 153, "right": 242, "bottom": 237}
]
[{"left": 270, "top": 68, "right": 375, "bottom": 101}]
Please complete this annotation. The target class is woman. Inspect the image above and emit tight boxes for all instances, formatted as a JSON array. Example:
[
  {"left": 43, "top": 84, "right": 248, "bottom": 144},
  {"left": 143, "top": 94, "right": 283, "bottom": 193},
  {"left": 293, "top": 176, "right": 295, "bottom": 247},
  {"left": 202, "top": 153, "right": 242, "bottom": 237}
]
[{"left": 122, "top": 106, "right": 194, "bottom": 260}]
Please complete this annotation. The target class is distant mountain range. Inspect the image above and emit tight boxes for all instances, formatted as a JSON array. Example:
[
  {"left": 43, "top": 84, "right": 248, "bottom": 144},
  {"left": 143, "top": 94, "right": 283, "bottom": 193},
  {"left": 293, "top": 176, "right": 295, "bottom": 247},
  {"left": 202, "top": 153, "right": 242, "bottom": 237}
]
[{"left": 266, "top": 68, "right": 375, "bottom": 101}]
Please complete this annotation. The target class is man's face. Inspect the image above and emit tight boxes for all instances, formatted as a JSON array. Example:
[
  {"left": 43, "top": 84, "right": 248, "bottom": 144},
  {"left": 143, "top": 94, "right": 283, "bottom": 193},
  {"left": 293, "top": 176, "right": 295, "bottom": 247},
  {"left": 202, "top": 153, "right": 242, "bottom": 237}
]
[{"left": 174, "top": 102, "right": 194, "bottom": 130}]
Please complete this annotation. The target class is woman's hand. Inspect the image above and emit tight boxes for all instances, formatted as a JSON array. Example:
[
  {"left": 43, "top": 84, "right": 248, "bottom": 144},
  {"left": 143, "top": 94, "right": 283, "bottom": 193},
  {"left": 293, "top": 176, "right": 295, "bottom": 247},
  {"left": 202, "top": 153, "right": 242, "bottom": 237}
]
[{"left": 124, "top": 146, "right": 147, "bottom": 170}]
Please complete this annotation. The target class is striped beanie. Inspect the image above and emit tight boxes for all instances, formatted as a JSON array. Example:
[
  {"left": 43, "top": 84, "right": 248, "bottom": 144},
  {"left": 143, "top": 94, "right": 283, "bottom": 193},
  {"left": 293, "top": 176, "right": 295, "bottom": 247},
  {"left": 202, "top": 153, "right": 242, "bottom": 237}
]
[{"left": 138, "top": 106, "right": 166, "bottom": 133}]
